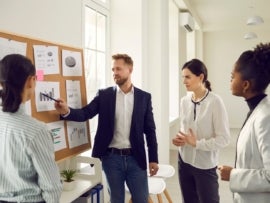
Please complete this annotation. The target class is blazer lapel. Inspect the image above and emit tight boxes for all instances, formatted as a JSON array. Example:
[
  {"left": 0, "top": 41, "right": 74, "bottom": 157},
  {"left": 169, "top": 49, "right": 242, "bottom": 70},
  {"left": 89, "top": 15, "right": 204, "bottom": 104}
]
[
  {"left": 109, "top": 86, "right": 117, "bottom": 127},
  {"left": 131, "top": 87, "right": 141, "bottom": 130}
]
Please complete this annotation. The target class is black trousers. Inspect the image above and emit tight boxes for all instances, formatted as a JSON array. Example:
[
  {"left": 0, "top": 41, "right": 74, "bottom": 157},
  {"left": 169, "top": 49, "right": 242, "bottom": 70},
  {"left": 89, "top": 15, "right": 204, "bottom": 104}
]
[{"left": 178, "top": 154, "right": 220, "bottom": 203}]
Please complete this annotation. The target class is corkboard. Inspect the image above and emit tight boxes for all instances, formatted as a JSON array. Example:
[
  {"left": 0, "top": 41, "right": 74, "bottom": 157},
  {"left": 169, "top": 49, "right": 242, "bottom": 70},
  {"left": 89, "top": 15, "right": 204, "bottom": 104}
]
[{"left": 0, "top": 31, "right": 91, "bottom": 162}]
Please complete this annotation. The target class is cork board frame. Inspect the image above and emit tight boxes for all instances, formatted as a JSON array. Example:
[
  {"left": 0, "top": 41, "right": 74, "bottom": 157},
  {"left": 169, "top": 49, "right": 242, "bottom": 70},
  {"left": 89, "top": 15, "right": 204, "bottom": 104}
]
[{"left": 0, "top": 31, "right": 91, "bottom": 162}]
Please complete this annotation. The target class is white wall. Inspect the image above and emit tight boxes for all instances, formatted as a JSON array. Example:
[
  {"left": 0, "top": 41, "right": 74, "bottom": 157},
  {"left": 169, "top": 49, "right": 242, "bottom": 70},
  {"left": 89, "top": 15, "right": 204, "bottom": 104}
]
[
  {"left": 0, "top": 0, "right": 82, "bottom": 47},
  {"left": 203, "top": 29, "right": 270, "bottom": 128},
  {"left": 110, "top": 0, "right": 143, "bottom": 87},
  {"left": 145, "top": 0, "right": 170, "bottom": 163}
]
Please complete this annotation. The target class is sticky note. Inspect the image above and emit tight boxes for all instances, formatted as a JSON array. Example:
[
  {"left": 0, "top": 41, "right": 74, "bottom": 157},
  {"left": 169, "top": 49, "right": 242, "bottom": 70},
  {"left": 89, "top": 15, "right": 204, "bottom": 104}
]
[{"left": 36, "top": 70, "right": 44, "bottom": 81}]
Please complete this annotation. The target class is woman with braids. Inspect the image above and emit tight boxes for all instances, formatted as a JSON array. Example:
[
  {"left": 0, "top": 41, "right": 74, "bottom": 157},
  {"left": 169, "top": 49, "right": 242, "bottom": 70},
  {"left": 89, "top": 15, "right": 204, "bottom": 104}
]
[
  {"left": 172, "top": 59, "right": 230, "bottom": 203},
  {"left": 0, "top": 54, "right": 62, "bottom": 203},
  {"left": 219, "top": 43, "right": 270, "bottom": 203}
]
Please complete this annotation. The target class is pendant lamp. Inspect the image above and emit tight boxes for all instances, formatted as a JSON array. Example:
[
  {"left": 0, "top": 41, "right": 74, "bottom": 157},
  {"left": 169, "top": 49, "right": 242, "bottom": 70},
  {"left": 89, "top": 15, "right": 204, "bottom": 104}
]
[
  {"left": 244, "top": 32, "right": 257, "bottom": 40},
  {"left": 246, "top": 15, "right": 264, "bottom": 25}
]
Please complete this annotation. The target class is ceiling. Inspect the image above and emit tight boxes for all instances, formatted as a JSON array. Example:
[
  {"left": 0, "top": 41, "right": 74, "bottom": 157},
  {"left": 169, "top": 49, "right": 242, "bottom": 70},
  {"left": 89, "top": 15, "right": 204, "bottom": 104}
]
[{"left": 177, "top": 0, "right": 270, "bottom": 32}]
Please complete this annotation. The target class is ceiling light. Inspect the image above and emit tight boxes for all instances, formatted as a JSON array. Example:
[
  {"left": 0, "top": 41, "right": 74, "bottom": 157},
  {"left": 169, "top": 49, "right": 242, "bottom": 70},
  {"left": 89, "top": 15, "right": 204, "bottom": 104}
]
[
  {"left": 244, "top": 32, "right": 258, "bottom": 40},
  {"left": 246, "top": 15, "right": 264, "bottom": 25}
]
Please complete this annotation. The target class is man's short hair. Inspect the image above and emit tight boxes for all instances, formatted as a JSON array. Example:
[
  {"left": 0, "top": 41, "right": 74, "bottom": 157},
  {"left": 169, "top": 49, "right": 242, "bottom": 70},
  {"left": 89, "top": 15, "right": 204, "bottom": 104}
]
[{"left": 112, "top": 54, "right": 133, "bottom": 66}]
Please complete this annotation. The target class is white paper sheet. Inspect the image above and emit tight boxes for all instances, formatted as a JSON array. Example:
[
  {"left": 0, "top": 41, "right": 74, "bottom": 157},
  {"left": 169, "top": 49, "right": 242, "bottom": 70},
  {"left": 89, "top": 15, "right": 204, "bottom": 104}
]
[
  {"left": 33, "top": 45, "right": 59, "bottom": 75},
  {"left": 66, "top": 121, "right": 88, "bottom": 148},
  {"left": 0, "top": 37, "right": 27, "bottom": 59},
  {"left": 35, "top": 81, "right": 60, "bottom": 112},
  {"left": 47, "top": 121, "right": 67, "bottom": 151},
  {"left": 66, "top": 80, "right": 82, "bottom": 108},
  {"left": 62, "top": 50, "right": 82, "bottom": 76}
]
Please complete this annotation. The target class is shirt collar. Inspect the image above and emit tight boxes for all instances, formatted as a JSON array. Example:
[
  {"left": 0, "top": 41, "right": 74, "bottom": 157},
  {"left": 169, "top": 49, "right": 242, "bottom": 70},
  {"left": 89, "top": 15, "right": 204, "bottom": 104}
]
[
  {"left": 17, "top": 104, "right": 26, "bottom": 114},
  {"left": 116, "top": 85, "right": 134, "bottom": 94}
]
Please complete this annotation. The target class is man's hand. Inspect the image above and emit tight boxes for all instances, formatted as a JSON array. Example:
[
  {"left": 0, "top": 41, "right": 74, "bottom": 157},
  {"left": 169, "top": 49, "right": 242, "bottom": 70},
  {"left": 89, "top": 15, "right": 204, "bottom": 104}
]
[
  {"left": 54, "top": 98, "right": 69, "bottom": 115},
  {"left": 149, "top": 162, "right": 159, "bottom": 176}
]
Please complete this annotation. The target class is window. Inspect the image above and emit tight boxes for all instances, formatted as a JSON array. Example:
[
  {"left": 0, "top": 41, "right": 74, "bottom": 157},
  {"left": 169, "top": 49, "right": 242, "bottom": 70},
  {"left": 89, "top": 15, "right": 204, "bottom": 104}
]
[{"left": 82, "top": 0, "right": 110, "bottom": 155}]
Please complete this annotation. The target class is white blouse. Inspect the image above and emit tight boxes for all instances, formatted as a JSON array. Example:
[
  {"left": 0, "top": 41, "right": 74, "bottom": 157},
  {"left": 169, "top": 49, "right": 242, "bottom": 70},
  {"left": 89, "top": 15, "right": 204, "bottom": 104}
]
[{"left": 178, "top": 91, "right": 230, "bottom": 169}]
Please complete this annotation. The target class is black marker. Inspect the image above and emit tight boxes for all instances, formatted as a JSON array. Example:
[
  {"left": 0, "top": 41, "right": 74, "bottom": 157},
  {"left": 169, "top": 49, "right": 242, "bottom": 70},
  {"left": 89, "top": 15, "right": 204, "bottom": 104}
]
[{"left": 40, "top": 92, "right": 59, "bottom": 102}]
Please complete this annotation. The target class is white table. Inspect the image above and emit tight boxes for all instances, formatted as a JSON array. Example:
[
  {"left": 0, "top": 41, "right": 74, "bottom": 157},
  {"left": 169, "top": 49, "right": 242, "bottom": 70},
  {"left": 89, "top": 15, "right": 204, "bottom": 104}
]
[{"left": 59, "top": 156, "right": 103, "bottom": 203}]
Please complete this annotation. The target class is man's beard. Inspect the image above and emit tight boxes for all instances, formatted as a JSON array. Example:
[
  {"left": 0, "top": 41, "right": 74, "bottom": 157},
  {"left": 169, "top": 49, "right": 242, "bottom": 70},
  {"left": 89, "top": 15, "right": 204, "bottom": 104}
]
[{"left": 115, "top": 77, "right": 128, "bottom": 86}]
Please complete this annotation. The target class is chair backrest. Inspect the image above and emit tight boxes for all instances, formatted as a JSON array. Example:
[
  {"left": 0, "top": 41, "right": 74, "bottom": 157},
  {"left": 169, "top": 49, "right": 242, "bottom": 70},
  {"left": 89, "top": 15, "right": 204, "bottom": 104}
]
[
  {"left": 154, "top": 164, "right": 175, "bottom": 179},
  {"left": 125, "top": 177, "right": 166, "bottom": 195},
  {"left": 72, "top": 156, "right": 102, "bottom": 181},
  {"left": 147, "top": 177, "right": 166, "bottom": 195},
  {"left": 144, "top": 136, "right": 175, "bottom": 179}
]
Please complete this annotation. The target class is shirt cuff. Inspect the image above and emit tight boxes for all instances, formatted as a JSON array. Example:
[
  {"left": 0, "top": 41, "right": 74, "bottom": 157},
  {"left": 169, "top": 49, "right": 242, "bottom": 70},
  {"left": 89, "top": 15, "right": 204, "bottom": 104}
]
[{"left": 61, "top": 109, "right": 70, "bottom": 117}]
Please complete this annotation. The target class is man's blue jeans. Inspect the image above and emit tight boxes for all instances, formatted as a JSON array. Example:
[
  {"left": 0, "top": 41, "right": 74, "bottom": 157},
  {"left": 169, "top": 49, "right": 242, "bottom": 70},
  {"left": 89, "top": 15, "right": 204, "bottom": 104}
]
[{"left": 101, "top": 152, "right": 148, "bottom": 203}]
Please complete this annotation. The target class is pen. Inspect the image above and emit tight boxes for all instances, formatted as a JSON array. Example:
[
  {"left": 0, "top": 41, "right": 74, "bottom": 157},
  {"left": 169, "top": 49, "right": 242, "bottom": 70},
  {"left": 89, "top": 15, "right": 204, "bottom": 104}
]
[{"left": 40, "top": 92, "right": 59, "bottom": 102}]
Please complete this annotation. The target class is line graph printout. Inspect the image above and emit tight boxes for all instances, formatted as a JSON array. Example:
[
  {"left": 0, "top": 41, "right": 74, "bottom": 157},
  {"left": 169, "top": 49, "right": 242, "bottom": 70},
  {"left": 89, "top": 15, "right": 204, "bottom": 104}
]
[
  {"left": 66, "top": 80, "right": 82, "bottom": 108},
  {"left": 35, "top": 81, "right": 60, "bottom": 112},
  {"left": 66, "top": 121, "right": 88, "bottom": 148},
  {"left": 47, "top": 121, "right": 66, "bottom": 152}
]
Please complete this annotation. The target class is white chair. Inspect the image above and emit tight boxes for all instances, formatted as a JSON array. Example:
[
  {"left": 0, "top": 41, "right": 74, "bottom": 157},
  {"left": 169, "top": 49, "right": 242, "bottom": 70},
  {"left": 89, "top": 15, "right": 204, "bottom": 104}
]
[
  {"left": 125, "top": 176, "right": 166, "bottom": 203},
  {"left": 154, "top": 164, "right": 175, "bottom": 178},
  {"left": 125, "top": 164, "right": 175, "bottom": 203},
  {"left": 152, "top": 164, "right": 175, "bottom": 203},
  {"left": 127, "top": 143, "right": 175, "bottom": 202}
]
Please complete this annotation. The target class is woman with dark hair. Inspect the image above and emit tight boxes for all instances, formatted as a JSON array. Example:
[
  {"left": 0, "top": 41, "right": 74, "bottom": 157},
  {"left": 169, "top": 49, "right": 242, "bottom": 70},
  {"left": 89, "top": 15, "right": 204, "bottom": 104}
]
[
  {"left": 0, "top": 54, "right": 62, "bottom": 203},
  {"left": 219, "top": 43, "right": 270, "bottom": 203},
  {"left": 172, "top": 58, "right": 230, "bottom": 203}
]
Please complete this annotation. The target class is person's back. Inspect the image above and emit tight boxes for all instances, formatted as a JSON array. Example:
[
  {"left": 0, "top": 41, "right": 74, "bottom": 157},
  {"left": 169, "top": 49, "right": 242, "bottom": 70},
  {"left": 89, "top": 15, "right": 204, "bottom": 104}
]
[
  {"left": 0, "top": 54, "right": 62, "bottom": 203},
  {"left": 0, "top": 105, "right": 62, "bottom": 202}
]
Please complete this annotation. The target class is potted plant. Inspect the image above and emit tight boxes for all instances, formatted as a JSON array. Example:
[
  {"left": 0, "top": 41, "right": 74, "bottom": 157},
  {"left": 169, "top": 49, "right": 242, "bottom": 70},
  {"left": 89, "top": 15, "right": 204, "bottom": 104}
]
[{"left": 61, "top": 169, "right": 77, "bottom": 191}]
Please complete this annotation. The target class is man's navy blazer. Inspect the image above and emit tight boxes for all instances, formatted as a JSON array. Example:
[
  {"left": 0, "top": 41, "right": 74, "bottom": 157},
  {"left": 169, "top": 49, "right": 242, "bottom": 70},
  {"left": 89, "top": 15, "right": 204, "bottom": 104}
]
[{"left": 63, "top": 86, "right": 158, "bottom": 170}]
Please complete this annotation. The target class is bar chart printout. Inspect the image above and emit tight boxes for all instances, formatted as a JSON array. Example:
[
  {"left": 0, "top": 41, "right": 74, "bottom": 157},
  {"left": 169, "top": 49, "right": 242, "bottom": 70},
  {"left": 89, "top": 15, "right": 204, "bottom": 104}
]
[
  {"left": 40, "top": 89, "right": 55, "bottom": 101},
  {"left": 35, "top": 81, "right": 60, "bottom": 112}
]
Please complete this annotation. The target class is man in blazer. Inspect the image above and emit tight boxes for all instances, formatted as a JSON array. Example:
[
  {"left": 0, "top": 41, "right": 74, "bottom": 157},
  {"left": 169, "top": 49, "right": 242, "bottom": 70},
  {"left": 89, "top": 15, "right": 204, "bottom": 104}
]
[{"left": 54, "top": 53, "right": 159, "bottom": 203}]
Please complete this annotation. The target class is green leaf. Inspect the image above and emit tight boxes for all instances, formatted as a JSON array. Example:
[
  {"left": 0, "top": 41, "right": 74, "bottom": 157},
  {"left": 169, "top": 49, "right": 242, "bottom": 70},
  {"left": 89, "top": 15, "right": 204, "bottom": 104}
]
[{"left": 61, "top": 169, "right": 76, "bottom": 182}]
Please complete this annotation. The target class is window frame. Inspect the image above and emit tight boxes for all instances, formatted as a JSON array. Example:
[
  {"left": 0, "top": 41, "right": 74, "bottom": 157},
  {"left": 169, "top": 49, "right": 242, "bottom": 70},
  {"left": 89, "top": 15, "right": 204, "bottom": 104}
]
[{"left": 81, "top": 0, "right": 110, "bottom": 156}]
